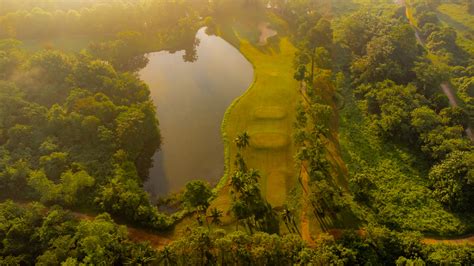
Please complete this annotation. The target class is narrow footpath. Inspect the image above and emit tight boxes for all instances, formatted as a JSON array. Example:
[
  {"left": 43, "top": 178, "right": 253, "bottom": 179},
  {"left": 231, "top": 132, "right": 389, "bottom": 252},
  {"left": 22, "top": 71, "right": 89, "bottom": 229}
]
[{"left": 398, "top": 0, "right": 474, "bottom": 141}]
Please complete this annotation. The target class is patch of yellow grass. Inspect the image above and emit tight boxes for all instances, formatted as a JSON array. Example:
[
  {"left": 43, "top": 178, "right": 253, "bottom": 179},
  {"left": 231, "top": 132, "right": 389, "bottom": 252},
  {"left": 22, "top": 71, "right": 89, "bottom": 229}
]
[
  {"left": 249, "top": 132, "right": 290, "bottom": 149},
  {"left": 253, "top": 106, "right": 287, "bottom": 120},
  {"left": 265, "top": 170, "right": 290, "bottom": 206},
  {"left": 212, "top": 26, "right": 300, "bottom": 213}
]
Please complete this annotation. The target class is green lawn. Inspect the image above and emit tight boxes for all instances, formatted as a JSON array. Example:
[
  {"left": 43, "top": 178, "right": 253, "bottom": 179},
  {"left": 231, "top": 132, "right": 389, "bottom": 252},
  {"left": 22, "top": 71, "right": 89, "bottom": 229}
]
[{"left": 211, "top": 16, "right": 300, "bottom": 221}]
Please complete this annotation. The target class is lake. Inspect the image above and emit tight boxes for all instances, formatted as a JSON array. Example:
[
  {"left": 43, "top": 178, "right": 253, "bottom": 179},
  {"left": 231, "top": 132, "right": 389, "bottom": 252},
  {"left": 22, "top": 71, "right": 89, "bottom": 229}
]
[{"left": 140, "top": 28, "right": 254, "bottom": 197}]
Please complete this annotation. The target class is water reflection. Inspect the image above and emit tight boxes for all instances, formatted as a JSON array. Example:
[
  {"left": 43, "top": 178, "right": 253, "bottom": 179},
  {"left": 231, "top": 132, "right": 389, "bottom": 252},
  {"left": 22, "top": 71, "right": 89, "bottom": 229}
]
[{"left": 140, "top": 28, "right": 253, "bottom": 197}]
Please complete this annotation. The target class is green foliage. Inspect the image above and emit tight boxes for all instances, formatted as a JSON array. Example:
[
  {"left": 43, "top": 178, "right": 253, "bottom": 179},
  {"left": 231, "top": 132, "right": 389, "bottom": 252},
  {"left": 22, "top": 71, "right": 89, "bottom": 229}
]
[
  {"left": 183, "top": 180, "right": 213, "bottom": 209},
  {"left": 351, "top": 24, "right": 419, "bottom": 84},
  {"left": 29, "top": 50, "right": 74, "bottom": 86},
  {"left": 336, "top": 10, "right": 390, "bottom": 57},
  {"left": 0, "top": 1, "right": 200, "bottom": 40},
  {"left": 412, "top": 61, "right": 449, "bottom": 98},
  {"left": 115, "top": 103, "right": 161, "bottom": 179},
  {"left": 422, "top": 243, "right": 474, "bottom": 265},
  {"left": 0, "top": 201, "right": 156, "bottom": 265},
  {"left": 88, "top": 31, "right": 150, "bottom": 72},
  {"left": 429, "top": 150, "right": 474, "bottom": 212},
  {"left": 410, "top": 105, "right": 471, "bottom": 161},
  {"left": 0, "top": 160, "right": 30, "bottom": 198},
  {"left": 412, "top": 1, "right": 470, "bottom": 66},
  {"left": 230, "top": 133, "right": 279, "bottom": 234},
  {"left": 294, "top": 15, "right": 333, "bottom": 83},
  {"left": 453, "top": 74, "right": 474, "bottom": 124},
  {"left": 158, "top": 225, "right": 474, "bottom": 265},
  {"left": 0, "top": 39, "right": 23, "bottom": 80},
  {"left": 230, "top": 168, "right": 278, "bottom": 234},
  {"left": 342, "top": 26, "right": 472, "bottom": 226},
  {"left": 357, "top": 80, "right": 422, "bottom": 140},
  {"left": 411, "top": 106, "right": 441, "bottom": 133},
  {"left": 0, "top": 36, "right": 167, "bottom": 230},
  {"left": 339, "top": 77, "right": 468, "bottom": 234},
  {"left": 39, "top": 151, "right": 68, "bottom": 181},
  {"left": 159, "top": 228, "right": 354, "bottom": 265},
  {"left": 28, "top": 169, "right": 95, "bottom": 206},
  {"left": 310, "top": 180, "right": 348, "bottom": 219},
  {"left": 95, "top": 159, "right": 172, "bottom": 230},
  {"left": 234, "top": 131, "right": 250, "bottom": 150}
]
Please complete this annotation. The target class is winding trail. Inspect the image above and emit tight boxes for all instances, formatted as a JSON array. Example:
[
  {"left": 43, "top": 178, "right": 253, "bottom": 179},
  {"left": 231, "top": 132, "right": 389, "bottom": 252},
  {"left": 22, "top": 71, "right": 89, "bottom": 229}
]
[
  {"left": 397, "top": 0, "right": 474, "bottom": 141},
  {"left": 422, "top": 234, "right": 474, "bottom": 245},
  {"left": 61, "top": 206, "right": 474, "bottom": 247},
  {"left": 69, "top": 211, "right": 172, "bottom": 249},
  {"left": 72, "top": 208, "right": 474, "bottom": 247}
]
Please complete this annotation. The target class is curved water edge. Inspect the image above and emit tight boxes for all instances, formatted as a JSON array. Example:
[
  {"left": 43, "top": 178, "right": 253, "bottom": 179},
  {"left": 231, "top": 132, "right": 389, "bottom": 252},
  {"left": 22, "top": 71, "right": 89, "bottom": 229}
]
[{"left": 140, "top": 27, "right": 254, "bottom": 197}]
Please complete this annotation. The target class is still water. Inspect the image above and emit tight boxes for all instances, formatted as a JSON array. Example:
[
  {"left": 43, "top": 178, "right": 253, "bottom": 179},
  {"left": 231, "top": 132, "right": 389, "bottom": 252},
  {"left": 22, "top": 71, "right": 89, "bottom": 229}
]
[{"left": 140, "top": 28, "right": 253, "bottom": 197}]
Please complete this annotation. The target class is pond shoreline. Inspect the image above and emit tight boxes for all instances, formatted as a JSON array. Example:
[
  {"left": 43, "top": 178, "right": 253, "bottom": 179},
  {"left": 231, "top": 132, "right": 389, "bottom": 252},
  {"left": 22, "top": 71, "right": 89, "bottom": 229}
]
[{"left": 140, "top": 27, "right": 253, "bottom": 197}]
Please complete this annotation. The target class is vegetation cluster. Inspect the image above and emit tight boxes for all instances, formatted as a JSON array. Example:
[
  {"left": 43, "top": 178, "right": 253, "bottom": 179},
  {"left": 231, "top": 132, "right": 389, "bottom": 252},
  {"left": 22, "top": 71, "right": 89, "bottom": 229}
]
[{"left": 0, "top": 0, "right": 473, "bottom": 265}]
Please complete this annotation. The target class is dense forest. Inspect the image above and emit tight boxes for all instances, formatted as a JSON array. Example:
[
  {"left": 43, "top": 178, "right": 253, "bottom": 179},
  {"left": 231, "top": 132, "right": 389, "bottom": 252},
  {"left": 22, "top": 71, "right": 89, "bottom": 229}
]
[{"left": 0, "top": 0, "right": 473, "bottom": 265}]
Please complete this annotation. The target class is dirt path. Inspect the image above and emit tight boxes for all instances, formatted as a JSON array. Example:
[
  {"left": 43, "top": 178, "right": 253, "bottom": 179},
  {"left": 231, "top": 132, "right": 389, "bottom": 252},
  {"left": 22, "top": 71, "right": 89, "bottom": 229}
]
[
  {"left": 441, "top": 82, "right": 458, "bottom": 106},
  {"left": 422, "top": 234, "right": 474, "bottom": 245},
  {"left": 397, "top": 1, "right": 474, "bottom": 142},
  {"left": 14, "top": 201, "right": 172, "bottom": 250},
  {"left": 258, "top": 22, "right": 277, "bottom": 45},
  {"left": 299, "top": 165, "right": 314, "bottom": 246},
  {"left": 12, "top": 199, "right": 474, "bottom": 248},
  {"left": 69, "top": 211, "right": 172, "bottom": 250},
  {"left": 67, "top": 206, "right": 474, "bottom": 247},
  {"left": 73, "top": 212, "right": 171, "bottom": 250},
  {"left": 126, "top": 227, "right": 172, "bottom": 249},
  {"left": 441, "top": 82, "right": 474, "bottom": 140}
]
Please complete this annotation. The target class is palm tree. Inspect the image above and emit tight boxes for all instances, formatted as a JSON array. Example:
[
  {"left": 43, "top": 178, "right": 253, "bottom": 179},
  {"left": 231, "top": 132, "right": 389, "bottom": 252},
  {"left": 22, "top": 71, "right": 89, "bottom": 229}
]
[
  {"left": 234, "top": 132, "right": 250, "bottom": 150},
  {"left": 208, "top": 207, "right": 223, "bottom": 227},
  {"left": 157, "top": 246, "right": 174, "bottom": 266},
  {"left": 234, "top": 153, "right": 247, "bottom": 172},
  {"left": 281, "top": 207, "right": 293, "bottom": 233},
  {"left": 246, "top": 169, "right": 260, "bottom": 184},
  {"left": 230, "top": 170, "right": 245, "bottom": 194},
  {"left": 125, "top": 242, "right": 157, "bottom": 265}
]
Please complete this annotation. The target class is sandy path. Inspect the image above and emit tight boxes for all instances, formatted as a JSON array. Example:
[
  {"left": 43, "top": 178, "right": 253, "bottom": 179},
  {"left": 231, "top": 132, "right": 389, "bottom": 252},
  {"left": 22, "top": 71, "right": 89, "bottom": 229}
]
[
  {"left": 422, "top": 234, "right": 474, "bottom": 245},
  {"left": 397, "top": 2, "right": 474, "bottom": 142},
  {"left": 258, "top": 22, "right": 277, "bottom": 45}
]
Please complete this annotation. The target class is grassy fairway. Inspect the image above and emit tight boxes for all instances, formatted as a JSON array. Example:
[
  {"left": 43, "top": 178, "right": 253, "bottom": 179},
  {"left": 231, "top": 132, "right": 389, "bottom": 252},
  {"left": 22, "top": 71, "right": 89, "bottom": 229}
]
[{"left": 211, "top": 19, "right": 300, "bottom": 219}]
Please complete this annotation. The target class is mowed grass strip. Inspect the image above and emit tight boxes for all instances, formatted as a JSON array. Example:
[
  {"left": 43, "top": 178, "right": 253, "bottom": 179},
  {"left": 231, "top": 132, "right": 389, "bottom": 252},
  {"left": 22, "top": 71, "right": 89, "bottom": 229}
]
[
  {"left": 249, "top": 132, "right": 290, "bottom": 150},
  {"left": 212, "top": 32, "right": 300, "bottom": 214},
  {"left": 253, "top": 106, "right": 287, "bottom": 120}
]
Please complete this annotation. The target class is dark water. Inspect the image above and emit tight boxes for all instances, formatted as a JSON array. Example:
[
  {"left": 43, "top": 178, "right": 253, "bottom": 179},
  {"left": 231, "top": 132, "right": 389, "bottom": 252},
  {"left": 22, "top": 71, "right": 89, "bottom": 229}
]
[{"left": 140, "top": 28, "right": 253, "bottom": 197}]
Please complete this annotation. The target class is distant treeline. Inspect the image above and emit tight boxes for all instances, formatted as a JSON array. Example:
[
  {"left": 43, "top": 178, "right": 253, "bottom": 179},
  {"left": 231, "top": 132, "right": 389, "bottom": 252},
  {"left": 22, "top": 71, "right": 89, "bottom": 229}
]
[{"left": 0, "top": 0, "right": 208, "bottom": 39}]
